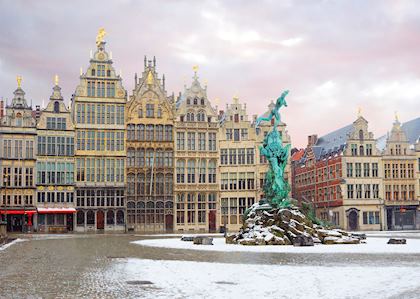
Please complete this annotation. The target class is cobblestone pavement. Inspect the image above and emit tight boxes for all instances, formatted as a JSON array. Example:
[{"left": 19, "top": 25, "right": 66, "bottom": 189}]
[{"left": 1, "top": 234, "right": 420, "bottom": 298}]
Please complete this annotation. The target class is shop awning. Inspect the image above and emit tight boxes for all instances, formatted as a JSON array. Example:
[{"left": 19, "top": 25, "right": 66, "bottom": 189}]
[
  {"left": 0, "top": 210, "right": 37, "bottom": 215},
  {"left": 37, "top": 208, "right": 76, "bottom": 214}
]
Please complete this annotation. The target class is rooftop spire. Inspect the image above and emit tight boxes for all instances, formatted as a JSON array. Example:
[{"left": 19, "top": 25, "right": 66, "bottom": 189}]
[{"left": 50, "top": 75, "right": 63, "bottom": 101}]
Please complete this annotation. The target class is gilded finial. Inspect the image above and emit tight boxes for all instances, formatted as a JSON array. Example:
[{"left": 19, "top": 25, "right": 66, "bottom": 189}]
[
  {"left": 54, "top": 74, "right": 59, "bottom": 86},
  {"left": 394, "top": 111, "right": 399, "bottom": 122},
  {"left": 192, "top": 65, "right": 199, "bottom": 73},
  {"left": 16, "top": 75, "right": 22, "bottom": 88},
  {"left": 357, "top": 107, "right": 362, "bottom": 118},
  {"left": 96, "top": 27, "right": 106, "bottom": 46}
]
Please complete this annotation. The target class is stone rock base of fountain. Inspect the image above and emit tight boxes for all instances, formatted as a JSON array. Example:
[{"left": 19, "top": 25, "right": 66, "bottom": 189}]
[{"left": 226, "top": 203, "right": 360, "bottom": 246}]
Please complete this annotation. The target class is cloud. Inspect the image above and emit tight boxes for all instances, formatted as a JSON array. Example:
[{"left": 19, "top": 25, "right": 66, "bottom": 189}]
[{"left": 0, "top": 0, "right": 419, "bottom": 147}]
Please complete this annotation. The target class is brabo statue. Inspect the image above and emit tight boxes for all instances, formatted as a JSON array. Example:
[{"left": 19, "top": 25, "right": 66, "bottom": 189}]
[{"left": 256, "top": 90, "right": 291, "bottom": 208}]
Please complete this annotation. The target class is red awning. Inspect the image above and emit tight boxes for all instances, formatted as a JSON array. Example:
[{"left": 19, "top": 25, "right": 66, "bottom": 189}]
[
  {"left": 37, "top": 208, "right": 76, "bottom": 214},
  {"left": 0, "top": 210, "right": 37, "bottom": 215}
]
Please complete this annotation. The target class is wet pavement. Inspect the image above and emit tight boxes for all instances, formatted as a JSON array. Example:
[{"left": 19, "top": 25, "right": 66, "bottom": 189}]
[{"left": 1, "top": 233, "right": 420, "bottom": 298}]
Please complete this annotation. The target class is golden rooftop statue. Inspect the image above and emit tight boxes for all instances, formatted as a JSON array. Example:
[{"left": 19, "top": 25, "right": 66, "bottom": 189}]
[
  {"left": 147, "top": 71, "right": 154, "bottom": 85},
  {"left": 394, "top": 111, "right": 399, "bottom": 122},
  {"left": 16, "top": 75, "right": 22, "bottom": 88},
  {"left": 357, "top": 106, "right": 362, "bottom": 118},
  {"left": 54, "top": 74, "right": 59, "bottom": 86},
  {"left": 96, "top": 28, "right": 106, "bottom": 46},
  {"left": 192, "top": 65, "right": 199, "bottom": 73}
]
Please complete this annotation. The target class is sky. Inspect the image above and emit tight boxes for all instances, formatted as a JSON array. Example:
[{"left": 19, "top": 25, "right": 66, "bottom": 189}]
[{"left": 0, "top": 0, "right": 419, "bottom": 147}]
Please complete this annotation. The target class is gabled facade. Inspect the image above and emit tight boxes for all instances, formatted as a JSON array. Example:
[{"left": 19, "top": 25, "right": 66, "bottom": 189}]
[
  {"left": 293, "top": 115, "right": 383, "bottom": 231},
  {"left": 219, "top": 96, "right": 257, "bottom": 231},
  {"left": 71, "top": 35, "right": 127, "bottom": 232},
  {"left": 381, "top": 116, "right": 419, "bottom": 230},
  {"left": 174, "top": 69, "right": 218, "bottom": 232},
  {"left": 0, "top": 79, "right": 37, "bottom": 232},
  {"left": 126, "top": 57, "right": 175, "bottom": 232},
  {"left": 35, "top": 79, "right": 76, "bottom": 233}
]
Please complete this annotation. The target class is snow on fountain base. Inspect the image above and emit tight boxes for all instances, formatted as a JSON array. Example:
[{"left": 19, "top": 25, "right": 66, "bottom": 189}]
[{"left": 226, "top": 203, "right": 360, "bottom": 246}]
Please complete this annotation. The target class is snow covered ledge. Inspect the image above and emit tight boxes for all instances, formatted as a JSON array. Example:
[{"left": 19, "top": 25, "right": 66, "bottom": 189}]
[{"left": 132, "top": 237, "right": 420, "bottom": 254}]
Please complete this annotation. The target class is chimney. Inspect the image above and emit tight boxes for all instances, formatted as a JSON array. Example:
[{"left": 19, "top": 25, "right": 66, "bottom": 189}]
[{"left": 307, "top": 134, "right": 318, "bottom": 147}]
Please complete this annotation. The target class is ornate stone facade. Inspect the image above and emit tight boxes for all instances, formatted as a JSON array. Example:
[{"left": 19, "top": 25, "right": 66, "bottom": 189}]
[
  {"left": 0, "top": 80, "right": 37, "bottom": 232},
  {"left": 382, "top": 117, "right": 419, "bottom": 229},
  {"left": 174, "top": 69, "right": 219, "bottom": 232},
  {"left": 126, "top": 57, "right": 174, "bottom": 232},
  {"left": 35, "top": 80, "right": 76, "bottom": 233},
  {"left": 219, "top": 97, "right": 257, "bottom": 232},
  {"left": 71, "top": 38, "right": 127, "bottom": 232}
]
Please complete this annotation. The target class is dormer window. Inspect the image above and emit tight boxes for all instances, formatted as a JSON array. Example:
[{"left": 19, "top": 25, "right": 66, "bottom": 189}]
[
  {"left": 359, "top": 129, "right": 364, "bottom": 141},
  {"left": 157, "top": 106, "right": 162, "bottom": 118},
  {"left": 138, "top": 108, "right": 143, "bottom": 118},
  {"left": 107, "top": 70, "right": 111, "bottom": 77},
  {"left": 187, "top": 98, "right": 191, "bottom": 105},
  {"left": 91, "top": 69, "right": 96, "bottom": 76},
  {"left": 201, "top": 98, "right": 205, "bottom": 105},
  {"left": 54, "top": 101, "right": 60, "bottom": 113},
  {"left": 193, "top": 98, "right": 198, "bottom": 105},
  {"left": 16, "top": 112, "right": 22, "bottom": 126}
]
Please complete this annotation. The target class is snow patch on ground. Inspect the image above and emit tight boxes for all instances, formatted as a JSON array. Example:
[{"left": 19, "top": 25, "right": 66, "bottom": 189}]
[
  {"left": 0, "top": 238, "right": 26, "bottom": 251},
  {"left": 133, "top": 237, "right": 420, "bottom": 254},
  {"left": 100, "top": 258, "right": 420, "bottom": 299}
]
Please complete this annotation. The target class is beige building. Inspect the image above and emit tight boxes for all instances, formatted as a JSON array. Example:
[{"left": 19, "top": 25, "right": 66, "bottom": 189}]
[
  {"left": 219, "top": 98, "right": 291, "bottom": 232},
  {"left": 0, "top": 78, "right": 37, "bottom": 232},
  {"left": 340, "top": 116, "right": 384, "bottom": 231},
  {"left": 380, "top": 116, "right": 419, "bottom": 230},
  {"left": 126, "top": 57, "right": 175, "bottom": 232},
  {"left": 71, "top": 34, "right": 127, "bottom": 232},
  {"left": 35, "top": 79, "right": 76, "bottom": 233},
  {"left": 174, "top": 69, "right": 219, "bottom": 232}
]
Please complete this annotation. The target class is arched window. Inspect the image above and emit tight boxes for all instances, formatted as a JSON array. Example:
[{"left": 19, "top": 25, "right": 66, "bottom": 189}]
[
  {"left": 190, "top": 113, "right": 194, "bottom": 122},
  {"left": 137, "top": 201, "right": 145, "bottom": 209},
  {"left": 187, "top": 160, "right": 196, "bottom": 183},
  {"left": 54, "top": 101, "right": 60, "bottom": 113},
  {"left": 86, "top": 210, "right": 95, "bottom": 225},
  {"left": 15, "top": 113, "right": 22, "bottom": 127},
  {"left": 201, "top": 98, "right": 205, "bottom": 105},
  {"left": 127, "top": 201, "right": 135, "bottom": 209},
  {"left": 116, "top": 210, "right": 124, "bottom": 224},
  {"left": 187, "top": 98, "right": 191, "bottom": 105},
  {"left": 137, "top": 173, "right": 145, "bottom": 195},
  {"left": 77, "top": 211, "right": 85, "bottom": 226},
  {"left": 193, "top": 98, "right": 198, "bottom": 105},
  {"left": 177, "top": 160, "right": 185, "bottom": 184},
  {"left": 107, "top": 210, "right": 115, "bottom": 225},
  {"left": 359, "top": 145, "right": 364, "bottom": 156},
  {"left": 359, "top": 129, "right": 364, "bottom": 141},
  {"left": 165, "top": 174, "right": 173, "bottom": 194}
]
